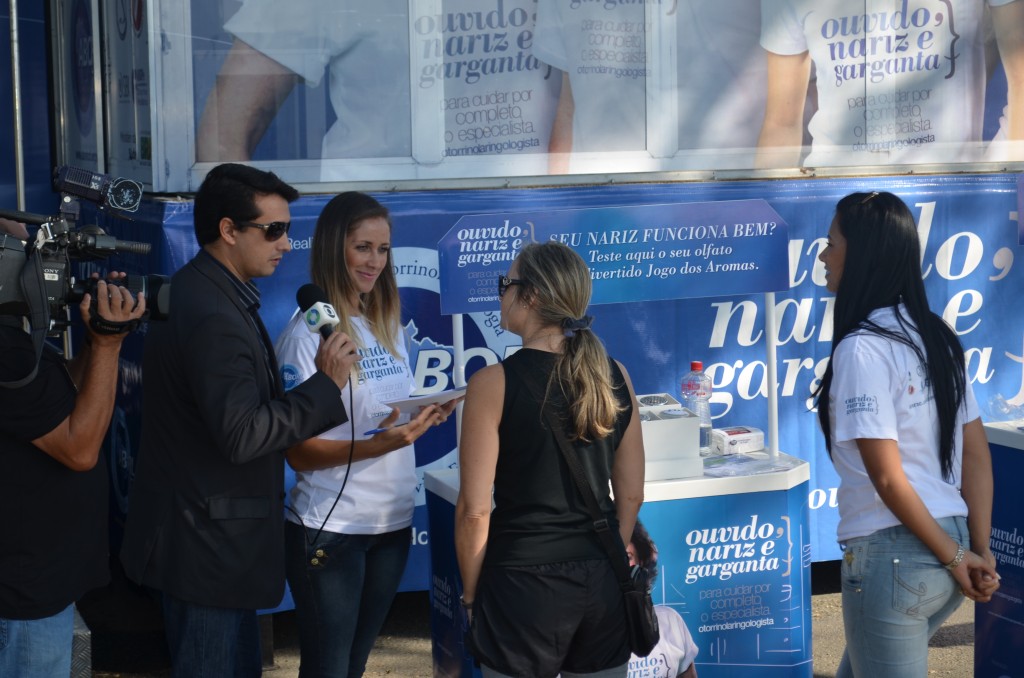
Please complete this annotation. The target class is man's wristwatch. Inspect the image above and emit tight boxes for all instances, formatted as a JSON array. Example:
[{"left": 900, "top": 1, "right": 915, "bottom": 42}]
[{"left": 459, "top": 594, "right": 474, "bottom": 609}]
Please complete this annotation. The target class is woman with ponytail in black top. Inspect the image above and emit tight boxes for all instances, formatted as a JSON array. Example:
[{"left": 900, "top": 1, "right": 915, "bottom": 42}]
[{"left": 455, "top": 241, "right": 645, "bottom": 678}]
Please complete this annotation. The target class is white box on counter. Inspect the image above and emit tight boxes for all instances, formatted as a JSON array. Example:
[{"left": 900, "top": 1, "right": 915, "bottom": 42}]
[
  {"left": 637, "top": 393, "right": 703, "bottom": 481},
  {"left": 711, "top": 426, "right": 765, "bottom": 455}
]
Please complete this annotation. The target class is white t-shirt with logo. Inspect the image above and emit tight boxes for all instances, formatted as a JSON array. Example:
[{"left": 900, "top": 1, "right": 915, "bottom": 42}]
[
  {"left": 628, "top": 605, "right": 698, "bottom": 677},
  {"left": 226, "top": 0, "right": 412, "bottom": 160},
  {"left": 761, "top": 0, "right": 1018, "bottom": 166},
  {"left": 275, "top": 311, "right": 417, "bottom": 535},
  {"left": 224, "top": 0, "right": 559, "bottom": 170},
  {"left": 533, "top": 0, "right": 648, "bottom": 154},
  {"left": 675, "top": 4, "right": 768, "bottom": 158},
  {"left": 828, "top": 305, "right": 977, "bottom": 542},
  {"left": 534, "top": 1, "right": 769, "bottom": 169}
]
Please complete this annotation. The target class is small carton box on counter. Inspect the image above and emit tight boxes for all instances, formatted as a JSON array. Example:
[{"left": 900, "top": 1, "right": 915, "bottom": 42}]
[
  {"left": 711, "top": 426, "right": 765, "bottom": 455},
  {"left": 637, "top": 393, "right": 702, "bottom": 480}
]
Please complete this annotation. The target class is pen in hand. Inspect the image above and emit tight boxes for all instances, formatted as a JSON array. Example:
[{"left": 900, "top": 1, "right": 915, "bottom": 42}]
[
  {"left": 363, "top": 424, "right": 407, "bottom": 436},
  {"left": 364, "top": 400, "right": 454, "bottom": 436}
]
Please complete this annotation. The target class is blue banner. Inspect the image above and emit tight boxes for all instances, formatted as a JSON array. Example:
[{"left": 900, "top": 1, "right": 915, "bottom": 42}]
[
  {"left": 1018, "top": 174, "right": 1023, "bottom": 246},
  {"left": 438, "top": 199, "right": 790, "bottom": 315},
  {"left": 639, "top": 480, "right": 812, "bottom": 678},
  {"left": 975, "top": 431, "right": 1024, "bottom": 678},
  {"left": 94, "top": 171, "right": 1024, "bottom": 591}
]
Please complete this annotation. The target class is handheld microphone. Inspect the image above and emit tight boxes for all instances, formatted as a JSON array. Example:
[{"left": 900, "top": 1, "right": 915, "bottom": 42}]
[{"left": 296, "top": 284, "right": 340, "bottom": 339}]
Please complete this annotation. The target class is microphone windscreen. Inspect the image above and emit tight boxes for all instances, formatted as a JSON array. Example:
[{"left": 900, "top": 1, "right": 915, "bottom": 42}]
[{"left": 297, "top": 284, "right": 328, "bottom": 312}]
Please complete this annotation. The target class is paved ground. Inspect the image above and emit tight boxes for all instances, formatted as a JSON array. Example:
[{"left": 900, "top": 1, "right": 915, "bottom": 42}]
[
  {"left": 807, "top": 574, "right": 975, "bottom": 678},
  {"left": 90, "top": 562, "right": 976, "bottom": 677}
]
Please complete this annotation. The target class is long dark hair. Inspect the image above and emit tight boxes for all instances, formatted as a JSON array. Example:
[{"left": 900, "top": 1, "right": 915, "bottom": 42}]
[{"left": 814, "top": 192, "right": 966, "bottom": 480}]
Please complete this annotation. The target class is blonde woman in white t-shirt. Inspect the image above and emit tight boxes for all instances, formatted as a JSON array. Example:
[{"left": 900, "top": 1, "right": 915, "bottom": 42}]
[
  {"left": 813, "top": 191, "right": 1000, "bottom": 677},
  {"left": 274, "top": 192, "right": 458, "bottom": 678}
]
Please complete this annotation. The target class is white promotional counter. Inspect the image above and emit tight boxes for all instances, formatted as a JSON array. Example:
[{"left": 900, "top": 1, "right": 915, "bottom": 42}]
[
  {"left": 975, "top": 422, "right": 1024, "bottom": 677},
  {"left": 425, "top": 452, "right": 812, "bottom": 678}
]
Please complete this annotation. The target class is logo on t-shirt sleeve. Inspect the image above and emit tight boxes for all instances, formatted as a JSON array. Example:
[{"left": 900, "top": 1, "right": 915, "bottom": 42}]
[
  {"left": 844, "top": 394, "right": 878, "bottom": 416},
  {"left": 280, "top": 364, "right": 302, "bottom": 392}
]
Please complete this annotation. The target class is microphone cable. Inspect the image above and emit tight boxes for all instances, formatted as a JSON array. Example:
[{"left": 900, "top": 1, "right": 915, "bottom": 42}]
[
  {"left": 286, "top": 288, "right": 361, "bottom": 564},
  {"left": 285, "top": 373, "right": 358, "bottom": 564}
]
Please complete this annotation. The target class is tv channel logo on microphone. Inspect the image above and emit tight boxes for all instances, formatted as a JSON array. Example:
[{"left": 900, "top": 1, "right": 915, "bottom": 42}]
[
  {"left": 304, "top": 308, "right": 322, "bottom": 329},
  {"left": 304, "top": 303, "right": 337, "bottom": 330}
]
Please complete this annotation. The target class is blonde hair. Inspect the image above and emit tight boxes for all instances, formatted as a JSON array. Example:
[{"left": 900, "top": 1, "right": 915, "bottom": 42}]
[
  {"left": 515, "top": 241, "right": 624, "bottom": 441},
  {"left": 309, "top": 192, "right": 402, "bottom": 357}
]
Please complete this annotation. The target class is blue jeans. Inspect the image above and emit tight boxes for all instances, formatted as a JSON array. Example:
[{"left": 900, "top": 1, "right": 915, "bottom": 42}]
[
  {"left": 0, "top": 604, "right": 74, "bottom": 678},
  {"left": 285, "top": 521, "right": 411, "bottom": 678},
  {"left": 837, "top": 516, "right": 968, "bottom": 678},
  {"left": 161, "top": 592, "right": 262, "bottom": 678}
]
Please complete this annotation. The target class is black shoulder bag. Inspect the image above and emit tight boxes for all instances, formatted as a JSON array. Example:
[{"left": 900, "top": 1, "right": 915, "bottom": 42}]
[{"left": 527, "top": 374, "right": 660, "bottom": 657}]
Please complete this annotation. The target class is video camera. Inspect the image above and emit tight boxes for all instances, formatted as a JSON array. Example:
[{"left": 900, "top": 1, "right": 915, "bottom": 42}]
[{"left": 0, "top": 166, "right": 169, "bottom": 336}]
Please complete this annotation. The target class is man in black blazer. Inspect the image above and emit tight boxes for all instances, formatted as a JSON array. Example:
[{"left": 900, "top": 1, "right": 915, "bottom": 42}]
[{"left": 120, "top": 164, "right": 359, "bottom": 677}]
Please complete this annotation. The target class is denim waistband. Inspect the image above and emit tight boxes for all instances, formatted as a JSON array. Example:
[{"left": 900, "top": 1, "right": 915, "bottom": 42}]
[{"left": 841, "top": 515, "right": 968, "bottom": 549}]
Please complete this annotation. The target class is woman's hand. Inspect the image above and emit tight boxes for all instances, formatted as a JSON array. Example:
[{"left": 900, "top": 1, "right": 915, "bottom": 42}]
[
  {"left": 967, "top": 547, "right": 1000, "bottom": 601},
  {"left": 286, "top": 397, "right": 463, "bottom": 472},
  {"left": 953, "top": 548, "right": 1000, "bottom": 602},
  {"left": 369, "top": 397, "right": 462, "bottom": 448},
  {"left": 435, "top": 395, "right": 463, "bottom": 423}
]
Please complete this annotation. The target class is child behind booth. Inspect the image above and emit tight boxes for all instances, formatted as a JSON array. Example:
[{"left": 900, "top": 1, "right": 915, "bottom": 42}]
[
  {"left": 555, "top": 522, "right": 699, "bottom": 678},
  {"left": 625, "top": 522, "right": 698, "bottom": 678}
]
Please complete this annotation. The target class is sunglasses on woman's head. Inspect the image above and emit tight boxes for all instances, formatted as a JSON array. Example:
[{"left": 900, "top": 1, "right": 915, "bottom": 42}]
[{"left": 234, "top": 220, "right": 291, "bottom": 242}]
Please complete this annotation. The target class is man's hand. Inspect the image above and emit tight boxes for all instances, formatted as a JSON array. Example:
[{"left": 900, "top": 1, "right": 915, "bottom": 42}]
[
  {"left": 314, "top": 331, "right": 361, "bottom": 391},
  {"left": 34, "top": 273, "right": 144, "bottom": 471},
  {"left": 0, "top": 217, "right": 28, "bottom": 240},
  {"left": 81, "top": 274, "right": 147, "bottom": 347}
]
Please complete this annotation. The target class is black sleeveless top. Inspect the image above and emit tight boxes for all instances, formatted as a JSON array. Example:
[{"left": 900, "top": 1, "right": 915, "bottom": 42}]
[{"left": 483, "top": 348, "right": 633, "bottom": 567}]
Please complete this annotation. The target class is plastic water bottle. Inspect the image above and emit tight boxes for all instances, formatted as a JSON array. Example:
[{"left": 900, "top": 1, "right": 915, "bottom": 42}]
[{"left": 681, "top": 361, "right": 713, "bottom": 456}]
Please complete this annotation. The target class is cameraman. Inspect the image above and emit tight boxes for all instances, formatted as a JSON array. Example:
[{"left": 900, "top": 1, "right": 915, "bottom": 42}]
[{"left": 0, "top": 216, "right": 147, "bottom": 677}]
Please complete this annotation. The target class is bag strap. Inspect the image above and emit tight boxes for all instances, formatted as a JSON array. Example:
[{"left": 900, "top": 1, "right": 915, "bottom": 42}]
[
  {"left": 1, "top": 248, "right": 47, "bottom": 389},
  {"left": 519, "top": 367, "right": 636, "bottom": 590}
]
